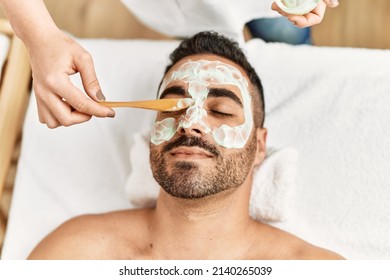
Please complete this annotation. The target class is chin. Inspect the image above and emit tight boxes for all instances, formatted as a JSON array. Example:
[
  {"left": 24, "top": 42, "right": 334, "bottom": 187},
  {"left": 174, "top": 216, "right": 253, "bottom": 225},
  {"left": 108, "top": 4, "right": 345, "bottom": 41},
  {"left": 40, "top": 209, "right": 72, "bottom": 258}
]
[
  {"left": 174, "top": 161, "right": 198, "bottom": 170},
  {"left": 169, "top": 159, "right": 215, "bottom": 176}
]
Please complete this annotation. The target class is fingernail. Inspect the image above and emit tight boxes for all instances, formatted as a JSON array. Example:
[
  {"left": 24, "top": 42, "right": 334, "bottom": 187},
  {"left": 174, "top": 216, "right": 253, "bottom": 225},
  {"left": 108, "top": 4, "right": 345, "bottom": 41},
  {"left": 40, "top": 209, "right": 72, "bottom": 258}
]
[
  {"left": 328, "top": 0, "right": 339, "bottom": 7},
  {"left": 96, "top": 90, "right": 106, "bottom": 101},
  {"left": 108, "top": 110, "right": 116, "bottom": 118}
]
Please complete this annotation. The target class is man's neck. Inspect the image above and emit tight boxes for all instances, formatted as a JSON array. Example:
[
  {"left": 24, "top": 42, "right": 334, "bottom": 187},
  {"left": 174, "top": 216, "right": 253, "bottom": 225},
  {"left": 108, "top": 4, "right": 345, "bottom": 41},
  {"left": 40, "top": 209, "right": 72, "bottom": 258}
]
[{"left": 148, "top": 174, "right": 260, "bottom": 259}]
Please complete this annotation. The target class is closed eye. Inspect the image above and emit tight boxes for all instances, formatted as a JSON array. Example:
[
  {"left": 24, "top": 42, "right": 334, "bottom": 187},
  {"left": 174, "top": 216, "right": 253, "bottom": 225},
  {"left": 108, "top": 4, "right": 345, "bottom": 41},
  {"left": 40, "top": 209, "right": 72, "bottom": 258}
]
[{"left": 209, "top": 110, "right": 234, "bottom": 117}]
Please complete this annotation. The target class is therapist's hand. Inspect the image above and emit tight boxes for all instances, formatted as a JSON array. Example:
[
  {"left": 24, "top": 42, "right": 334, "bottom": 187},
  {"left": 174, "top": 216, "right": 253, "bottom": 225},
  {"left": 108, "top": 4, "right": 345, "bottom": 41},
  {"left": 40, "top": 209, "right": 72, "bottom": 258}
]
[
  {"left": 28, "top": 29, "right": 115, "bottom": 128},
  {"left": 272, "top": 0, "right": 339, "bottom": 28}
]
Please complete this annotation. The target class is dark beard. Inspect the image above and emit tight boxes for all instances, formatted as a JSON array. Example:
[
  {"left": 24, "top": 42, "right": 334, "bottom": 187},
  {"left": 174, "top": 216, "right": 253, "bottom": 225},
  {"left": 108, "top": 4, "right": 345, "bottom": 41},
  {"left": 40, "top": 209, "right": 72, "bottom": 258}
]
[{"left": 149, "top": 133, "right": 257, "bottom": 199}]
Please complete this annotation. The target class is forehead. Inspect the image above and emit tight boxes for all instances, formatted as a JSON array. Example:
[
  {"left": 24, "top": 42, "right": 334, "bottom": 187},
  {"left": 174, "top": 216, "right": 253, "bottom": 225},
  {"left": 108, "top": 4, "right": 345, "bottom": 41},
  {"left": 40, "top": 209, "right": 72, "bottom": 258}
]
[{"left": 163, "top": 54, "right": 251, "bottom": 87}]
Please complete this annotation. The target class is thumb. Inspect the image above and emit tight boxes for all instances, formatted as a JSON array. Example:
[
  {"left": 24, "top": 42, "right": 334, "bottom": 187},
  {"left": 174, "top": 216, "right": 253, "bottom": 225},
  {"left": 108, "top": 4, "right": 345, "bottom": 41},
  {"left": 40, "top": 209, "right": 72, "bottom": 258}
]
[
  {"left": 322, "top": 0, "right": 339, "bottom": 8},
  {"left": 74, "top": 52, "right": 105, "bottom": 102}
]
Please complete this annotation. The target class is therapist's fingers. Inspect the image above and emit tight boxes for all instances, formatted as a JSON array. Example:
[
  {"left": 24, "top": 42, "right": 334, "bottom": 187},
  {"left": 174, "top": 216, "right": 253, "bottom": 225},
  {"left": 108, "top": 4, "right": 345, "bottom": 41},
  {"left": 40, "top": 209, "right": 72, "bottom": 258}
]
[
  {"left": 46, "top": 92, "right": 93, "bottom": 127},
  {"left": 322, "top": 0, "right": 339, "bottom": 8},
  {"left": 28, "top": 29, "right": 116, "bottom": 128},
  {"left": 34, "top": 75, "right": 115, "bottom": 128},
  {"left": 271, "top": 2, "right": 289, "bottom": 16},
  {"left": 35, "top": 85, "right": 93, "bottom": 128},
  {"left": 37, "top": 96, "right": 92, "bottom": 129},
  {"left": 73, "top": 51, "right": 106, "bottom": 102},
  {"left": 287, "top": 2, "right": 327, "bottom": 27},
  {"left": 271, "top": 1, "right": 328, "bottom": 28},
  {"left": 36, "top": 97, "right": 61, "bottom": 128},
  {"left": 50, "top": 75, "right": 116, "bottom": 118}
]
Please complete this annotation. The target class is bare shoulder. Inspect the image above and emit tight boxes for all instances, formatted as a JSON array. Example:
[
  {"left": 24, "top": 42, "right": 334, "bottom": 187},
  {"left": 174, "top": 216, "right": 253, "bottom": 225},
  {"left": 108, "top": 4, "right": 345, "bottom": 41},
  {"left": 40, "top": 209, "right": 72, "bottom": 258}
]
[
  {"left": 292, "top": 240, "right": 345, "bottom": 260},
  {"left": 255, "top": 223, "right": 345, "bottom": 260},
  {"left": 28, "top": 209, "right": 152, "bottom": 260}
]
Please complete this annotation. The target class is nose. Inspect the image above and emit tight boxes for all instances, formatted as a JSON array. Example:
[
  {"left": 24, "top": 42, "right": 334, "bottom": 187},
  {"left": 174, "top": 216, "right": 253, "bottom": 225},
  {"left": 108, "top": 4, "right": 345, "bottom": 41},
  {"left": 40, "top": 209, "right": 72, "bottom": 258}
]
[
  {"left": 178, "top": 123, "right": 204, "bottom": 137},
  {"left": 177, "top": 102, "right": 210, "bottom": 137}
]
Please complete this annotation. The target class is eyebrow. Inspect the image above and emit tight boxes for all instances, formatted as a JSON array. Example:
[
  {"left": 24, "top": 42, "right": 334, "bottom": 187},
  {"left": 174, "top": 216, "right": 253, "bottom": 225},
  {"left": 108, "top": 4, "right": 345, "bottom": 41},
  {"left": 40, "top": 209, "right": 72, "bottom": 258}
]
[
  {"left": 208, "top": 88, "right": 243, "bottom": 107},
  {"left": 159, "top": 86, "right": 186, "bottom": 99},
  {"left": 160, "top": 86, "right": 243, "bottom": 107}
]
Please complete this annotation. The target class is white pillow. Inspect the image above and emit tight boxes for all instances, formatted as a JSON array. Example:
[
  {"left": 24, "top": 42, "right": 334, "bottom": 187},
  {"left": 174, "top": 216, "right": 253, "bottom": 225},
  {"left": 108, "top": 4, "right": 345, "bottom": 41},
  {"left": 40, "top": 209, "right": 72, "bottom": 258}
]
[{"left": 246, "top": 40, "right": 390, "bottom": 259}]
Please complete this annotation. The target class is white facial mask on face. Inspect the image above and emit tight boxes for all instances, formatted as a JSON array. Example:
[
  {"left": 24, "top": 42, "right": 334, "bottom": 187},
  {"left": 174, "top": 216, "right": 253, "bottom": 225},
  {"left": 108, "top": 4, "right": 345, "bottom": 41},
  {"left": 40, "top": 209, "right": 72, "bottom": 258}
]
[{"left": 151, "top": 59, "right": 253, "bottom": 149}]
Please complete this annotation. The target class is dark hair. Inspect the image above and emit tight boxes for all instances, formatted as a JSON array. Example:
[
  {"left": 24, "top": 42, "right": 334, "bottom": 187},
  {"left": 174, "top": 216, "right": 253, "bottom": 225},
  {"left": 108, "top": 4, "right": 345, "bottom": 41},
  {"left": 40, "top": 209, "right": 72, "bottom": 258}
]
[{"left": 163, "top": 31, "right": 265, "bottom": 128}]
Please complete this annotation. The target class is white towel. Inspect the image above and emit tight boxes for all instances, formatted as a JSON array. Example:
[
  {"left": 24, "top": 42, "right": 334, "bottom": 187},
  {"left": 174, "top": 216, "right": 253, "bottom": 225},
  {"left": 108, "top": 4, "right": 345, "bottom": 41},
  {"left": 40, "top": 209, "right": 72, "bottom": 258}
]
[
  {"left": 125, "top": 132, "right": 298, "bottom": 222},
  {"left": 245, "top": 40, "right": 390, "bottom": 259}
]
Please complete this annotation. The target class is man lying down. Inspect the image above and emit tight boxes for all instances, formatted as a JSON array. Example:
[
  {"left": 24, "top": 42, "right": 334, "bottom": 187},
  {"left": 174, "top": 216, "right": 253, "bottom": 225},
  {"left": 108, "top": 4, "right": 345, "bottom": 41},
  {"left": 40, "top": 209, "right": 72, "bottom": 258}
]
[{"left": 28, "top": 31, "right": 344, "bottom": 260}]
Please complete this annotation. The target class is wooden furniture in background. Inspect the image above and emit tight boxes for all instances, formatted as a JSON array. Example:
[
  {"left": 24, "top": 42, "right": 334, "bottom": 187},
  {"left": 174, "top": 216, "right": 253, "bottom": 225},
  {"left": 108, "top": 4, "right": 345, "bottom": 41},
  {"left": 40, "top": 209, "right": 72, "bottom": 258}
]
[
  {"left": 312, "top": 0, "right": 390, "bottom": 49},
  {"left": 43, "top": 0, "right": 169, "bottom": 39},
  {"left": 0, "top": 19, "right": 31, "bottom": 250}
]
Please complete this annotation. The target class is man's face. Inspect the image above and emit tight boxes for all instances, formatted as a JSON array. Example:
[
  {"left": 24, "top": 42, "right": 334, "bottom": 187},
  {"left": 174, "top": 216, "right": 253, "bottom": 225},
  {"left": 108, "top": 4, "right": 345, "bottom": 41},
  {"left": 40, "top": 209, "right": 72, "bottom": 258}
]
[{"left": 150, "top": 54, "right": 264, "bottom": 199}]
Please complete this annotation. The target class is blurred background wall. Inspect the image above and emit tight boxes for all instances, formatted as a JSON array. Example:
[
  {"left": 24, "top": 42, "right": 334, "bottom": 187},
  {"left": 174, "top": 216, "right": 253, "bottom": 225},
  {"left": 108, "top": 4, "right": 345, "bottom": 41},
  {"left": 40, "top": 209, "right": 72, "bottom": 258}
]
[
  {"left": 311, "top": 0, "right": 390, "bottom": 49},
  {"left": 1, "top": 0, "right": 389, "bottom": 49}
]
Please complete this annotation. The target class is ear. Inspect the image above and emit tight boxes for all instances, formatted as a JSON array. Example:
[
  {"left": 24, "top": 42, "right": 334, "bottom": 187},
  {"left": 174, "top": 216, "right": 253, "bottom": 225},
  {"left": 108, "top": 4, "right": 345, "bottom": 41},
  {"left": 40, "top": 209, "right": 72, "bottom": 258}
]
[{"left": 254, "top": 127, "right": 267, "bottom": 166}]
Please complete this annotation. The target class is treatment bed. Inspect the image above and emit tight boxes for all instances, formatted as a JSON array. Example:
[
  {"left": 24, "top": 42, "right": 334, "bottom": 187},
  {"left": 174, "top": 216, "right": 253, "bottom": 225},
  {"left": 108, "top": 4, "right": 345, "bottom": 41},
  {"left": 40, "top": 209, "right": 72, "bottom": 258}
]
[{"left": 1, "top": 2, "right": 390, "bottom": 260}]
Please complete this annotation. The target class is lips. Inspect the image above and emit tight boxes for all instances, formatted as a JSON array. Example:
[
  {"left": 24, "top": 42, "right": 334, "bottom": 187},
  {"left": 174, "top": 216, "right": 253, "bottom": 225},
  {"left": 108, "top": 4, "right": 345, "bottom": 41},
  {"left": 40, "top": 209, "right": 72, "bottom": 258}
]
[{"left": 169, "top": 146, "right": 214, "bottom": 159}]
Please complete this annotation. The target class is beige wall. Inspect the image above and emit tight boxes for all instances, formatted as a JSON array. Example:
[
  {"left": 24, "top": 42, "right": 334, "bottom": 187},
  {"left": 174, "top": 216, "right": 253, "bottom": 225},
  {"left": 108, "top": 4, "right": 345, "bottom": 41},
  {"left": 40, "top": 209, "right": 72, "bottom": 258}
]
[
  {"left": 1, "top": 0, "right": 168, "bottom": 39},
  {"left": 42, "top": 0, "right": 169, "bottom": 39},
  {"left": 1, "top": 0, "right": 390, "bottom": 47},
  {"left": 312, "top": 0, "right": 390, "bottom": 49}
]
